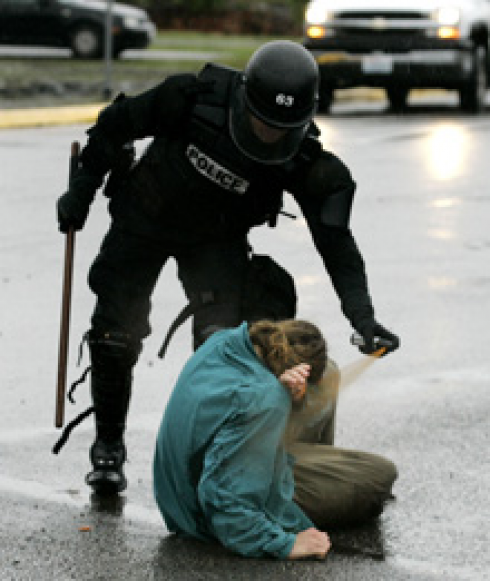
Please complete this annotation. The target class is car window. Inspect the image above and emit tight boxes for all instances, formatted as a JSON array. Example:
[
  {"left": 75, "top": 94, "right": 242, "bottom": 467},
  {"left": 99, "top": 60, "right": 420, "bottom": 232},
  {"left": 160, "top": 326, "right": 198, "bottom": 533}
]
[{"left": 0, "top": 0, "right": 40, "bottom": 5}]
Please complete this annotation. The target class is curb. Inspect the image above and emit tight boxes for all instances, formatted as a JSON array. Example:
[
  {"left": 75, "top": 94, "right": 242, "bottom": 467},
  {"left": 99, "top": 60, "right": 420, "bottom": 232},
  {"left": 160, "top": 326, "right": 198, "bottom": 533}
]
[
  {"left": 0, "top": 92, "right": 379, "bottom": 130},
  {"left": 0, "top": 103, "right": 107, "bottom": 129},
  {"left": 0, "top": 88, "right": 450, "bottom": 130},
  {"left": 0, "top": 89, "right": 388, "bottom": 130}
]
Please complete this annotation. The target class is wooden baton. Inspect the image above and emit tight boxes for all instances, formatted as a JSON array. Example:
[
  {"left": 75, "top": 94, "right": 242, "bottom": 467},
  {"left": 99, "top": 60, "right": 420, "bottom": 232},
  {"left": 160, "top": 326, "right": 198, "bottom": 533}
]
[{"left": 55, "top": 141, "right": 80, "bottom": 428}]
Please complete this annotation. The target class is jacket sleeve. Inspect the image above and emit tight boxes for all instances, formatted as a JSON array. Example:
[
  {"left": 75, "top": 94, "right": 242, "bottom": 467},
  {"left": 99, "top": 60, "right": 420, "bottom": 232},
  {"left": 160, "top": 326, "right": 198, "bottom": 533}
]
[
  {"left": 197, "top": 398, "right": 312, "bottom": 559},
  {"left": 290, "top": 151, "right": 375, "bottom": 330},
  {"left": 78, "top": 73, "right": 199, "bottom": 180}
]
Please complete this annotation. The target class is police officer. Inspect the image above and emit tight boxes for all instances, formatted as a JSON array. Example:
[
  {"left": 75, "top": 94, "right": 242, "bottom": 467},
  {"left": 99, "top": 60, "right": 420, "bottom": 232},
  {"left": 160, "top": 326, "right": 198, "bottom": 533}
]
[{"left": 56, "top": 40, "right": 399, "bottom": 495}]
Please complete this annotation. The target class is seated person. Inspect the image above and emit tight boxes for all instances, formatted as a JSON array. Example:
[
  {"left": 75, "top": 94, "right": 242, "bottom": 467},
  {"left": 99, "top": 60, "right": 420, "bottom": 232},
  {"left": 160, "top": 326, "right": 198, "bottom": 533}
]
[{"left": 153, "top": 319, "right": 397, "bottom": 560}]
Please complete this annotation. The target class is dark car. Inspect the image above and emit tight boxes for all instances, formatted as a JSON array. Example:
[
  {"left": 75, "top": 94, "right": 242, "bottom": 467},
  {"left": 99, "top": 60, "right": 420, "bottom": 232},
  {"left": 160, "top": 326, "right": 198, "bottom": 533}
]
[{"left": 0, "top": 0, "right": 156, "bottom": 59}]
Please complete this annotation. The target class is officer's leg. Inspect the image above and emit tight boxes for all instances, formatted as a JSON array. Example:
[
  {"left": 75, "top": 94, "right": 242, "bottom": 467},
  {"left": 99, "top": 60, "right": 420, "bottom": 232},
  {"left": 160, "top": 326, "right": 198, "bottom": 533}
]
[
  {"left": 86, "top": 226, "right": 168, "bottom": 494},
  {"left": 176, "top": 239, "right": 249, "bottom": 348}
]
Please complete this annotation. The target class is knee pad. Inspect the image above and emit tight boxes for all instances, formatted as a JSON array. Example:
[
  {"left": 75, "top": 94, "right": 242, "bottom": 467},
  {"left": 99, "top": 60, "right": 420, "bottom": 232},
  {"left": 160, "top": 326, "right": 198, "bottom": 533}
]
[{"left": 88, "top": 329, "right": 142, "bottom": 378}]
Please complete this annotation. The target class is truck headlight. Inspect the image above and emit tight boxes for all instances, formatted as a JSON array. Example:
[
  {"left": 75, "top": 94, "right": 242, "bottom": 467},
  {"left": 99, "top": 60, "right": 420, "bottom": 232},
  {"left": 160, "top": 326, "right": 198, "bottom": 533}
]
[
  {"left": 307, "top": 26, "right": 328, "bottom": 39},
  {"left": 434, "top": 6, "right": 460, "bottom": 26},
  {"left": 429, "top": 7, "right": 461, "bottom": 39},
  {"left": 123, "top": 16, "right": 141, "bottom": 30},
  {"left": 305, "top": 1, "right": 331, "bottom": 25}
]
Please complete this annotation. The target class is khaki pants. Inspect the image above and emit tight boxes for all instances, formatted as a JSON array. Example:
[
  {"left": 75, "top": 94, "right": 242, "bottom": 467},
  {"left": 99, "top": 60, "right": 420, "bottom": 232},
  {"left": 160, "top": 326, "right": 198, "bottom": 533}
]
[{"left": 286, "top": 360, "right": 397, "bottom": 529}]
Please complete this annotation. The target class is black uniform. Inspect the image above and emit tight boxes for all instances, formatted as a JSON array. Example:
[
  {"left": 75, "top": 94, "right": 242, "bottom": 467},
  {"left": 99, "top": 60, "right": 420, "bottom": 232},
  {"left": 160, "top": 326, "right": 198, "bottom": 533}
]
[
  {"left": 82, "top": 65, "right": 372, "bottom": 350},
  {"left": 55, "top": 58, "right": 392, "bottom": 495}
]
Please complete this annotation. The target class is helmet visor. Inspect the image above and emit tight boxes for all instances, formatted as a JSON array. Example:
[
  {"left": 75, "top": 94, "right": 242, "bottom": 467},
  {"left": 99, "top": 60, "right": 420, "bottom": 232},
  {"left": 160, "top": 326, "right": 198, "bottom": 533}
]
[{"left": 229, "top": 83, "right": 310, "bottom": 165}]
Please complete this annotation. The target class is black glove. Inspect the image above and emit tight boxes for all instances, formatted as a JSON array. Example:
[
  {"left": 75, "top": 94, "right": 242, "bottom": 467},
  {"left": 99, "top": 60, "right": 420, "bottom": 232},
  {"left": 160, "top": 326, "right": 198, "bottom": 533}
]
[
  {"left": 354, "top": 319, "right": 400, "bottom": 356},
  {"left": 56, "top": 169, "right": 102, "bottom": 233}
]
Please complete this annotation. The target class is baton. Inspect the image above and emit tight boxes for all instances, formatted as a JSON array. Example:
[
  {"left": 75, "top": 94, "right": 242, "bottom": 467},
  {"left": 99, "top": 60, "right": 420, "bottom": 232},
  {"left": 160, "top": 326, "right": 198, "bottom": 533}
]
[{"left": 55, "top": 141, "right": 80, "bottom": 428}]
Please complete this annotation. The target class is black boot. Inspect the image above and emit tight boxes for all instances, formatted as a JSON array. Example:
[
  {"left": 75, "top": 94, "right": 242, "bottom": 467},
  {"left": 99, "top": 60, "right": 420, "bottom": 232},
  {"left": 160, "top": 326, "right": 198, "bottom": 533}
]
[
  {"left": 85, "top": 330, "right": 140, "bottom": 496},
  {"left": 85, "top": 370, "right": 132, "bottom": 495},
  {"left": 86, "top": 437, "right": 127, "bottom": 495}
]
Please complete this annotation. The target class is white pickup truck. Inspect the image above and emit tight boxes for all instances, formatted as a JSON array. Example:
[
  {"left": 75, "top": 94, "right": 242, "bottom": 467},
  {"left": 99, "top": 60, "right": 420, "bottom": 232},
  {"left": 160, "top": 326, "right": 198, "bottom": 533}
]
[{"left": 303, "top": 0, "right": 490, "bottom": 112}]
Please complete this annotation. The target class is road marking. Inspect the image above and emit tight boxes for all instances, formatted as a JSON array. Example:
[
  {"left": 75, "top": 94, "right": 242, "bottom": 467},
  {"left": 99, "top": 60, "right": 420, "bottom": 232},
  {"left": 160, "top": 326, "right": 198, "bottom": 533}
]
[
  {"left": 0, "top": 104, "right": 106, "bottom": 129},
  {"left": 0, "top": 475, "right": 165, "bottom": 530}
]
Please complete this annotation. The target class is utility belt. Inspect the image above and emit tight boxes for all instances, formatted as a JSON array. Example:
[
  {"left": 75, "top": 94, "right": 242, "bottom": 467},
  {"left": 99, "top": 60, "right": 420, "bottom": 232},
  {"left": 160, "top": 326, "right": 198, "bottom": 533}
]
[{"left": 158, "top": 253, "right": 297, "bottom": 359}]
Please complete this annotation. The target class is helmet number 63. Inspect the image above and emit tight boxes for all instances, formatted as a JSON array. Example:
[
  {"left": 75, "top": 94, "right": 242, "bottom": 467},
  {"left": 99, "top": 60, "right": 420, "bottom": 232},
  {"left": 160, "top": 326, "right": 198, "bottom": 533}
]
[{"left": 276, "top": 93, "right": 294, "bottom": 106}]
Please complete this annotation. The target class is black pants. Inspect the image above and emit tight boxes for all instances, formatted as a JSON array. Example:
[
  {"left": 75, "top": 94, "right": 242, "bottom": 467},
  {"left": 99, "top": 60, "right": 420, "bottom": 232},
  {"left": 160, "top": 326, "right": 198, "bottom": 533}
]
[{"left": 88, "top": 225, "right": 250, "bottom": 351}]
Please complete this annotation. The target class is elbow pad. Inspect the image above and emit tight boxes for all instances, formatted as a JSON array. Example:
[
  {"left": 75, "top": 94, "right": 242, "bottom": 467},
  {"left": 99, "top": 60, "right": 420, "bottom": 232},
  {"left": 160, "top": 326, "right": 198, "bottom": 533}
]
[
  {"left": 320, "top": 182, "right": 356, "bottom": 228},
  {"left": 304, "top": 152, "right": 357, "bottom": 228},
  {"left": 80, "top": 132, "right": 122, "bottom": 177}
]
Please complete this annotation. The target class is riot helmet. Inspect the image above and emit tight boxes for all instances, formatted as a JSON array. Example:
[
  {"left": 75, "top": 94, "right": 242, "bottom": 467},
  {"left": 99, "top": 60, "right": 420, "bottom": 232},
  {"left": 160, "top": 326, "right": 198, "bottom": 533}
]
[{"left": 230, "top": 40, "right": 319, "bottom": 164}]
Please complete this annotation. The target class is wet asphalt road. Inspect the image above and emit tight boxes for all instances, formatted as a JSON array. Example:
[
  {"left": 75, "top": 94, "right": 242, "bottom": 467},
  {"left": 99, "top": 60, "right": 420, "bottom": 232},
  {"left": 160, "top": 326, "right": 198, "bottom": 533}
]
[{"left": 1, "top": 94, "right": 489, "bottom": 580}]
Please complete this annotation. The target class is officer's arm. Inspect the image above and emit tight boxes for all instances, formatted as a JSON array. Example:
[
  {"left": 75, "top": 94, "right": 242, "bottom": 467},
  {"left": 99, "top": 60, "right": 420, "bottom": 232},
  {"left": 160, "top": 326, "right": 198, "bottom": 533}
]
[
  {"left": 290, "top": 151, "right": 375, "bottom": 331},
  {"left": 81, "top": 73, "right": 199, "bottom": 177},
  {"left": 56, "top": 74, "right": 199, "bottom": 232}
]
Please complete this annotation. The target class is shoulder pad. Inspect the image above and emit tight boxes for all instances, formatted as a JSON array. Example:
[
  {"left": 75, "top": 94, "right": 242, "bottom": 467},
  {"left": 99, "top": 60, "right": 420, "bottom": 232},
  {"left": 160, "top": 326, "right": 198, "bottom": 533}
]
[
  {"left": 296, "top": 124, "right": 322, "bottom": 163},
  {"left": 308, "top": 121, "right": 321, "bottom": 138},
  {"left": 196, "top": 63, "right": 240, "bottom": 106}
]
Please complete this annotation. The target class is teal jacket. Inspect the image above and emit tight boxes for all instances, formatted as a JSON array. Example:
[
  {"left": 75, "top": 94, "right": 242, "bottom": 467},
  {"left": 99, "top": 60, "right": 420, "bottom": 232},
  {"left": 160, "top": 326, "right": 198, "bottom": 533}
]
[{"left": 153, "top": 323, "right": 313, "bottom": 559}]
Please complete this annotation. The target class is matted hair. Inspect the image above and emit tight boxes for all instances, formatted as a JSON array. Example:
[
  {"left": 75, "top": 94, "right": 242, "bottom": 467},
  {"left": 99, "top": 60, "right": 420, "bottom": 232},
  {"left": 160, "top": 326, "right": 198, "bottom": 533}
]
[{"left": 249, "top": 319, "right": 327, "bottom": 384}]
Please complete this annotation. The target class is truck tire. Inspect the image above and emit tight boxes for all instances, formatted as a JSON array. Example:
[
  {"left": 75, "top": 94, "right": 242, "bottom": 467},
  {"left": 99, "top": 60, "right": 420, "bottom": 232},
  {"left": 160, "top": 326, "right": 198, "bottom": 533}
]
[
  {"left": 70, "top": 24, "right": 103, "bottom": 59},
  {"left": 386, "top": 87, "right": 409, "bottom": 112},
  {"left": 459, "top": 46, "right": 487, "bottom": 113}
]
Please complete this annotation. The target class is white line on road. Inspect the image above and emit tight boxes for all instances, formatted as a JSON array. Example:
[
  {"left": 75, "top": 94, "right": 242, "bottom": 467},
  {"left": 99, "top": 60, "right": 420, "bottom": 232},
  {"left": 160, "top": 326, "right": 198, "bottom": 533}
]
[
  {"left": 0, "top": 46, "right": 226, "bottom": 61},
  {"left": 0, "top": 475, "right": 165, "bottom": 530}
]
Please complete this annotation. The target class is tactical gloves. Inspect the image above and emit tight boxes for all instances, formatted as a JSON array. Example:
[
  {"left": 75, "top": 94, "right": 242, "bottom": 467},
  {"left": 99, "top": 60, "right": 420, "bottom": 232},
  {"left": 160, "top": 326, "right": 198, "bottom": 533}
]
[
  {"left": 57, "top": 169, "right": 103, "bottom": 233},
  {"left": 354, "top": 319, "right": 400, "bottom": 356}
]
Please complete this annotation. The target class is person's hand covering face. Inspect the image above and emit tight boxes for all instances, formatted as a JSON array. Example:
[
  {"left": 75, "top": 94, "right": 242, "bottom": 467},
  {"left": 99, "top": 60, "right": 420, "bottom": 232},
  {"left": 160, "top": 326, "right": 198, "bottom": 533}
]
[{"left": 279, "top": 363, "right": 310, "bottom": 402}]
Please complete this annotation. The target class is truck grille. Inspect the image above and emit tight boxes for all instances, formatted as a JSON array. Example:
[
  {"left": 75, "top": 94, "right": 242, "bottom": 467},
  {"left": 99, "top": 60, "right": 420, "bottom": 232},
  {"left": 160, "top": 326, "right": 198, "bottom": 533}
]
[
  {"left": 336, "top": 28, "right": 425, "bottom": 38},
  {"left": 332, "top": 9, "right": 430, "bottom": 42},
  {"left": 336, "top": 11, "right": 425, "bottom": 20}
]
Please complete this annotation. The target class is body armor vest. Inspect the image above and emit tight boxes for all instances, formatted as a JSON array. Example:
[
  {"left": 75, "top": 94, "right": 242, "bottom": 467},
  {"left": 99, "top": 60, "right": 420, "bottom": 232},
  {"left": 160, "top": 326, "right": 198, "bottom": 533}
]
[{"left": 111, "top": 64, "right": 323, "bottom": 242}]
